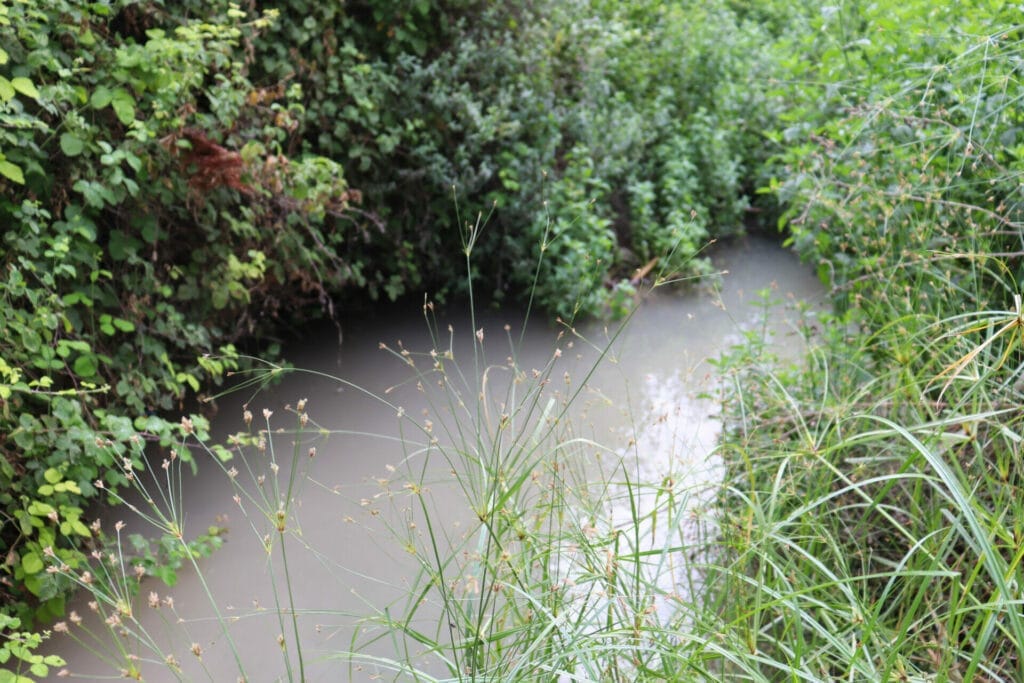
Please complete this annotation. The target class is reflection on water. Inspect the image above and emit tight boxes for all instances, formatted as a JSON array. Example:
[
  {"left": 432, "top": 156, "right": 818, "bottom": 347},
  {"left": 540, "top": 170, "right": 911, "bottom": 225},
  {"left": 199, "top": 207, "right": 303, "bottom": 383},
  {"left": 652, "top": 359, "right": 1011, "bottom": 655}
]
[{"left": 47, "top": 236, "right": 823, "bottom": 681}]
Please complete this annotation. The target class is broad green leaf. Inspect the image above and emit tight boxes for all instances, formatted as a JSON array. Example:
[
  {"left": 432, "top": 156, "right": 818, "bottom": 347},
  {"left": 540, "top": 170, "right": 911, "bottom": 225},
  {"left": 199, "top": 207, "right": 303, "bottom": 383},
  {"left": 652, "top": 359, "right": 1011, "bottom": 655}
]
[
  {"left": 60, "top": 133, "right": 85, "bottom": 157},
  {"left": 0, "top": 47, "right": 8, "bottom": 65},
  {"left": 90, "top": 86, "right": 113, "bottom": 109},
  {"left": 11, "top": 77, "right": 39, "bottom": 100},
  {"left": 21, "top": 552, "right": 43, "bottom": 575},
  {"left": 73, "top": 355, "right": 97, "bottom": 378},
  {"left": 43, "top": 468, "right": 61, "bottom": 485},
  {"left": 0, "top": 76, "right": 12, "bottom": 102},
  {"left": 112, "top": 318, "right": 135, "bottom": 333},
  {"left": 26, "top": 501, "right": 54, "bottom": 516},
  {"left": 0, "top": 159, "right": 25, "bottom": 184},
  {"left": 110, "top": 89, "right": 135, "bottom": 125}
]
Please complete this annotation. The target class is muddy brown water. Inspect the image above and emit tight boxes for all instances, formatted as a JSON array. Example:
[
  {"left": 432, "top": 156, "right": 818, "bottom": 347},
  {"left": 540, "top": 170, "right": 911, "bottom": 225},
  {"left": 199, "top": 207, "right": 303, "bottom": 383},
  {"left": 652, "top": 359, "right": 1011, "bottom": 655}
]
[{"left": 45, "top": 236, "right": 824, "bottom": 681}]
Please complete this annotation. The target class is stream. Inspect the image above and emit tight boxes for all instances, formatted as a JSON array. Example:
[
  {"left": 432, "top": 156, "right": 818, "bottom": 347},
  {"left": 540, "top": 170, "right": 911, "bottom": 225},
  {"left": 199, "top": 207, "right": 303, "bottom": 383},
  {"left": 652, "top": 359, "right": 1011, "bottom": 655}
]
[{"left": 47, "top": 235, "right": 824, "bottom": 681}]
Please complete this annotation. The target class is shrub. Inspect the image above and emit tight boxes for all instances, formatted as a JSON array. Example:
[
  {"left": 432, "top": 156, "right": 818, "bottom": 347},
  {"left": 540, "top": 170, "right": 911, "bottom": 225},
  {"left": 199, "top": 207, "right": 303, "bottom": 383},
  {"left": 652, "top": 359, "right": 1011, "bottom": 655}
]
[{"left": 0, "top": 0, "right": 356, "bottom": 632}]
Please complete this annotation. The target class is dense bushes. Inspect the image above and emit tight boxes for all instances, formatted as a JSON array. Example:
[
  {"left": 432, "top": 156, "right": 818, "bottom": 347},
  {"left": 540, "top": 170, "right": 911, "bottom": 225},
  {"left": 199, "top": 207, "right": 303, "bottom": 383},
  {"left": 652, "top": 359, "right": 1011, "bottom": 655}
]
[
  {"left": 0, "top": 0, "right": 360, "bottom": 644},
  {"left": 233, "top": 0, "right": 776, "bottom": 315}
]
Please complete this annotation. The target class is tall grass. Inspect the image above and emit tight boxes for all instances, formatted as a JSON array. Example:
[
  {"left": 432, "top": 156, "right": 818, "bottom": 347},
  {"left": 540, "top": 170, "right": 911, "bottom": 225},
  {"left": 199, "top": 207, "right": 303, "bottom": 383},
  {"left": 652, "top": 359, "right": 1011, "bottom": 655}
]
[{"left": 702, "top": 16, "right": 1024, "bottom": 681}]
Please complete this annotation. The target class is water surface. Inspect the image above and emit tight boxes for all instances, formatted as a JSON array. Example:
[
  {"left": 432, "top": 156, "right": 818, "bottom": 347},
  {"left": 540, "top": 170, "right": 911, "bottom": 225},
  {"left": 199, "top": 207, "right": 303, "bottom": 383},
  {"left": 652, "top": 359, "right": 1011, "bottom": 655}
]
[{"left": 49, "top": 235, "right": 824, "bottom": 681}]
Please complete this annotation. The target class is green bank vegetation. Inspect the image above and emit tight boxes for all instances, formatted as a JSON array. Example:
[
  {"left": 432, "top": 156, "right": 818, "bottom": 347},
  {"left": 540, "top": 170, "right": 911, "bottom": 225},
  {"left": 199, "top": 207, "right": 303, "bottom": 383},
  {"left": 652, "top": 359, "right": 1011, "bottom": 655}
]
[{"left": 1, "top": 0, "right": 1023, "bottom": 679}]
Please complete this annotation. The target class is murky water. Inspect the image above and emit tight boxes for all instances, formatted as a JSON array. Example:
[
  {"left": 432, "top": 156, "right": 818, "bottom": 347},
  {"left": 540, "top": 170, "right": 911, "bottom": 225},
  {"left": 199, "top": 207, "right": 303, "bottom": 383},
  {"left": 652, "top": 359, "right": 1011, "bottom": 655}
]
[{"left": 46, "top": 236, "right": 824, "bottom": 681}]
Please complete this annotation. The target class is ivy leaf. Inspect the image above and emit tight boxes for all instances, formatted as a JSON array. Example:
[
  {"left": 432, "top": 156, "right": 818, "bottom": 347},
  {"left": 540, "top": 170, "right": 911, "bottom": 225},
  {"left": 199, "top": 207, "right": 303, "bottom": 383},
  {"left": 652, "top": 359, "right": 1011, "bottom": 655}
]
[{"left": 60, "top": 133, "right": 85, "bottom": 157}]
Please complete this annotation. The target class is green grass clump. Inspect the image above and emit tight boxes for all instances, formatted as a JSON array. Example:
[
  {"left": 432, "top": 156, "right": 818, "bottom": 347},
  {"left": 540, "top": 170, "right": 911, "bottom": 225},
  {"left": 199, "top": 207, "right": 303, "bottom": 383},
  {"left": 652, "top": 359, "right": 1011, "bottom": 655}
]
[{"left": 702, "top": 9, "right": 1024, "bottom": 681}]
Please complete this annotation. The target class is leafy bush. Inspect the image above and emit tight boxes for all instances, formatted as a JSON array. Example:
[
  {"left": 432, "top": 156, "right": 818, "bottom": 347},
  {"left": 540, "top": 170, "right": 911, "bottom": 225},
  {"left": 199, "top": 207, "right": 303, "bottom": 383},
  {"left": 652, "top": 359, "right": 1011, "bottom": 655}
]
[
  {"left": 238, "top": 0, "right": 775, "bottom": 316},
  {"left": 0, "top": 0, "right": 358, "bottom": 633}
]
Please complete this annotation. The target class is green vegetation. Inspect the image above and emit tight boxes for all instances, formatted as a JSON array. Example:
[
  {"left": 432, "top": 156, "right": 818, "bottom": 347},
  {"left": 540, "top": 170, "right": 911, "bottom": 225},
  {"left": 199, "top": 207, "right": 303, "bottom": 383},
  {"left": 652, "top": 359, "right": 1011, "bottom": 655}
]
[{"left": 2, "top": 0, "right": 1023, "bottom": 680}]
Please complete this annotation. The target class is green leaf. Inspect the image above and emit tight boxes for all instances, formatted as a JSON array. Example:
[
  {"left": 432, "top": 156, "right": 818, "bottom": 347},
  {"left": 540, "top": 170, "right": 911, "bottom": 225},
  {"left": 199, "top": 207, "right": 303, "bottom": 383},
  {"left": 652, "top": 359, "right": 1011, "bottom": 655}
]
[
  {"left": 0, "top": 47, "right": 8, "bottom": 65},
  {"left": 73, "top": 355, "right": 97, "bottom": 378},
  {"left": 30, "top": 662, "right": 48, "bottom": 677},
  {"left": 0, "top": 76, "right": 13, "bottom": 102},
  {"left": 90, "top": 86, "right": 112, "bottom": 109},
  {"left": 43, "top": 468, "right": 61, "bottom": 485},
  {"left": 11, "top": 77, "right": 39, "bottom": 100},
  {"left": 26, "top": 501, "right": 54, "bottom": 517},
  {"left": 0, "top": 159, "right": 25, "bottom": 184},
  {"left": 110, "top": 89, "right": 135, "bottom": 125},
  {"left": 108, "top": 230, "right": 141, "bottom": 261},
  {"left": 60, "top": 133, "right": 85, "bottom": 157},
  {"left": 21, "top": 552, "right": 43, "bottom": 575}
]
